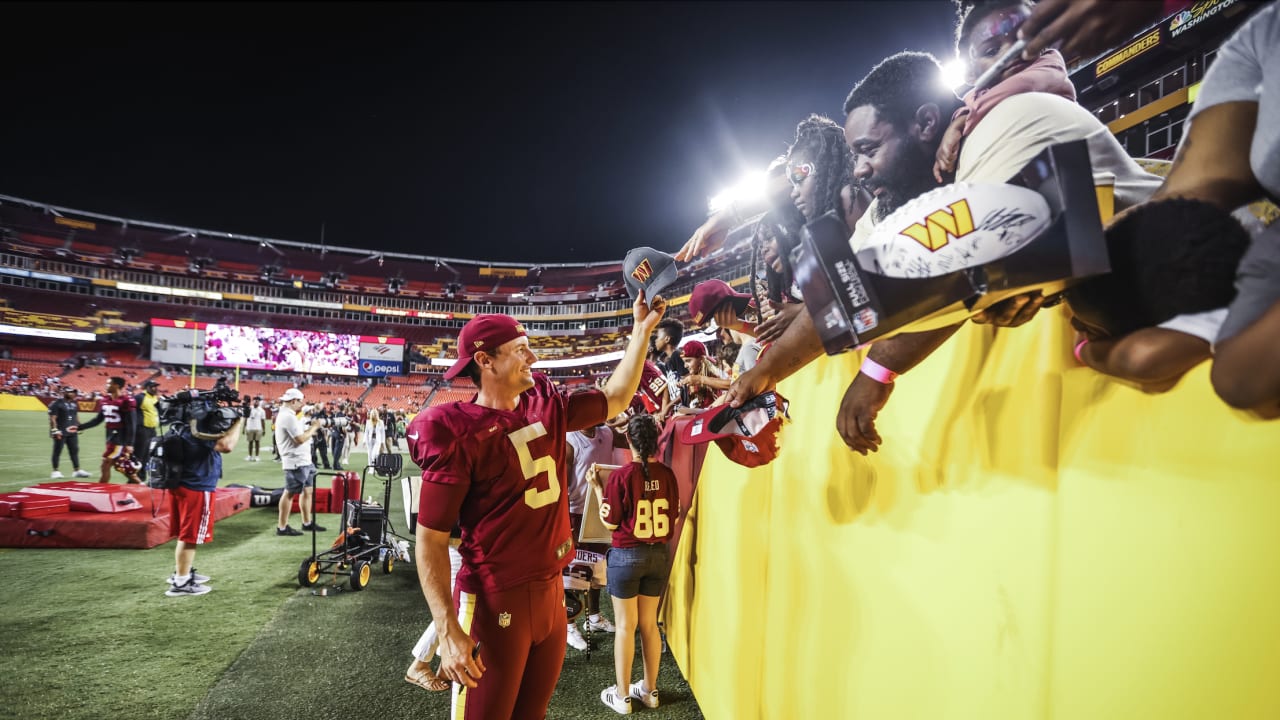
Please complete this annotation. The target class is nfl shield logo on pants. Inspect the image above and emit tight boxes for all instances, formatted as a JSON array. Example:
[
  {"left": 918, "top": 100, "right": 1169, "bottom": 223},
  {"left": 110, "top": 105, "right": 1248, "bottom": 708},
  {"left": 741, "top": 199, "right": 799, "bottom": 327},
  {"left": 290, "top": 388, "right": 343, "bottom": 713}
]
[{"left": 498, "top": 611, "right": 512, "bottom": 628}]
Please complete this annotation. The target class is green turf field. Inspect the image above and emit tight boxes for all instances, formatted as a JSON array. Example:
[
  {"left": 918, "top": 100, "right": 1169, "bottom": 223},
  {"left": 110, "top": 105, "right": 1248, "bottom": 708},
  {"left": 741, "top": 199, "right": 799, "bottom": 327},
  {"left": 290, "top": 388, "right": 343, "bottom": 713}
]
[{"left": 0, "top": 410, "right": 702, "bottom": 719}]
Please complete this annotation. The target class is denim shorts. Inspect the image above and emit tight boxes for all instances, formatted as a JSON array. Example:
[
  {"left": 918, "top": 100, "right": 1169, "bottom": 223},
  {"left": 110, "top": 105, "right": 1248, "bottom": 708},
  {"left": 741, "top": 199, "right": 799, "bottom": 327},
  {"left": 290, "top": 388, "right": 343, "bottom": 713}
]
[
  {"left": 606, "top": 543, "right": 671, "bottom": 599},
  {"left": 284, "top": 465, "right": 317, "bottom": 494}
]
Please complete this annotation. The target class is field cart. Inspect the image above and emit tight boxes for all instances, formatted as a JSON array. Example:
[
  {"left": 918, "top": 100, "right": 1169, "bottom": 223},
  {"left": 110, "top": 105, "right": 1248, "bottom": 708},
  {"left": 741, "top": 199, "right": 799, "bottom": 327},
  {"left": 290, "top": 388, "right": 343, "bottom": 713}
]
[{"left": 297, "top": 453, "right": 412, "bottom": 592}]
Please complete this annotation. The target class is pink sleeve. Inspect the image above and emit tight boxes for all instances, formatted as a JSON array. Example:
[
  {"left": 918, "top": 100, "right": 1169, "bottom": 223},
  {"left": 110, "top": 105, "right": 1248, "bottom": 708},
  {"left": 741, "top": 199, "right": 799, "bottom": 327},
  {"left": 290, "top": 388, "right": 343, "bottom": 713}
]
[{"left": 962, "top": 50, "right": 1077, "bottom": 135}]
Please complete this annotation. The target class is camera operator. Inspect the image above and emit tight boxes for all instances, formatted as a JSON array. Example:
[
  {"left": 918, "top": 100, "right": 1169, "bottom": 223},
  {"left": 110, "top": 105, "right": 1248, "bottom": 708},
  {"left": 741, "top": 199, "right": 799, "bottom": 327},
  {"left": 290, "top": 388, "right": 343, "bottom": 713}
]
[
  {"left": 273, "top": 388, "right": 327, "bottom": 536},
  {"left": 329, "top": 402, "right": 350, "bottom": 471},
  {"left": 164, "top": 397, "right": 244, "bottom": 597},
  {"left": 308, "top": 404, "right": 333, "bottom": 470}
]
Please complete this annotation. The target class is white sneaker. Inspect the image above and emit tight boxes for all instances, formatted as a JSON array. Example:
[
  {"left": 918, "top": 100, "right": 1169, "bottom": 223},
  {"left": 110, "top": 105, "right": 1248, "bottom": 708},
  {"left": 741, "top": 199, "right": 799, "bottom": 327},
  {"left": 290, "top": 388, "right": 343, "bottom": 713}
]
[
  {"left": 246, "top": 455, "right": 254, "bottom": 461},
  {"left": 630, "top": 680, "right": 660, "bottom": 709},
  {"left": 50, "top": 471, "right": 64, "bottom": 479},
  {"left": 585, "top": 615, "right": 616, "bottom": 633},
  {"left": 167, "top": 568, "right": 211, "bottom": 585},
  {"left": 164, "top": 577, "right": 211, "bottom": 597},
  {"left": 600, "top": 686, "right": 632, "bottom": 715},
  {"left": 567, "top": 623, "right": 588, "bottom": 651},
  {"left": 72, "top": 470, "right": 91, "bottom": 478}
]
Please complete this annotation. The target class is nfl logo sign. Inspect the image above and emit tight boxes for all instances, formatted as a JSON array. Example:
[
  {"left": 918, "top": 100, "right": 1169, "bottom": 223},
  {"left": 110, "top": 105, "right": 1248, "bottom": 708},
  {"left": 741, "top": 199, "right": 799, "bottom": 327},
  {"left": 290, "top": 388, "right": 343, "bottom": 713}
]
[
  {"left": 498, "top": 611, "right": 512, "bottom": 628},
  {"left": 853, "top": 307, "right": 879, "bottom": 333}
]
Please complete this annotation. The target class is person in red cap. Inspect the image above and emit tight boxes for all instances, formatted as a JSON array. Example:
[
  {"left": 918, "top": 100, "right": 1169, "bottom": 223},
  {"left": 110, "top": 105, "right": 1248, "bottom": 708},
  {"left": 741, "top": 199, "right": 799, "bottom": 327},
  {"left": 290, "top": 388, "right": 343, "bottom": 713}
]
[
  {"left": 677, "top": 340, "right": 726, "bottom": 409},
  {"left": 407, "top": 291, "right": 667, "bottom": 720}
]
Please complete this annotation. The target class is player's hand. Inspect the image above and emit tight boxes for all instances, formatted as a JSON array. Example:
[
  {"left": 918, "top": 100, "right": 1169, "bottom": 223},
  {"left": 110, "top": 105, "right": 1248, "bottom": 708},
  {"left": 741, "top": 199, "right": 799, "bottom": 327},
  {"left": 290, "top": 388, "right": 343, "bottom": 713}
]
[
  {"left": 123, "top": 445, "right": 133, "bottom": 455},
  {"left": 66, "top": 426, "right": 78, "bottom": 434},
  {"left": 724, "top": 366, "right": 775, "bottom": 408},
  {"left": 836, "top": 373, "right": 894, "bottom": 455},
  {"left": 50, "top": 429, "right": 63, "bottom": 439},
  {"left": 633, "top": 290, "right": 668, "bottom": 337},
  {"left": 438, "top": 625, "right": 485, "bottom": 689},
  {"left": 1019, "top": 0, "right": 1163, "bottom": 63},
  {"left": 972, "top": 290, "right": 1045, "bottom": 327},
  {"left": 755, "top": 302, "right": 803, "bottom": 346},
  {"left": 674, "top": 210, "right": 734, "bottom": 262}
]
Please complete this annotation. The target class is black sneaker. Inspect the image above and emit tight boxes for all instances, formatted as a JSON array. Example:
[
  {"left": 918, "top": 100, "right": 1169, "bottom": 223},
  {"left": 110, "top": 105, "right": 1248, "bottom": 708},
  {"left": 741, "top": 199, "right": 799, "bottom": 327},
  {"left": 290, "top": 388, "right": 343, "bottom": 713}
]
[
  {"left": 301, "top": 521, "right": 327, "bottom": 532},
  {"left": 276, "top": 525, "right": 304, "bottom": 536}
]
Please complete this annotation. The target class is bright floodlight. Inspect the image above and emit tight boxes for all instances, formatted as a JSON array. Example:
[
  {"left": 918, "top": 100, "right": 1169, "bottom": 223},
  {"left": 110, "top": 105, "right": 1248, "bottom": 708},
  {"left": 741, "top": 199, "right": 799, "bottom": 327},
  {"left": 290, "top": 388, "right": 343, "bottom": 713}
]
[
  {"left": 940, "top": 58, "right": 968, "bottom": 92},
  {"left": 708, "top": 170, "right": 768, "bottom": 215}
]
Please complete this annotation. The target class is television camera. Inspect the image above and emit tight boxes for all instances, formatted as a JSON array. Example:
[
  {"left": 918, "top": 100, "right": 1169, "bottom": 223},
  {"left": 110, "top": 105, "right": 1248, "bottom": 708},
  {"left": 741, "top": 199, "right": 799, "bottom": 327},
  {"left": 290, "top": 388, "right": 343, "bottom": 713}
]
[
  {"left": 147, "top": 378, "right": 243, "bottom": 490},
  {"left": 300, "top": 404, "right": 350, "bottom": 429},
  {"left": 159, "top": 377, "right": 243, "bottom": 438}
]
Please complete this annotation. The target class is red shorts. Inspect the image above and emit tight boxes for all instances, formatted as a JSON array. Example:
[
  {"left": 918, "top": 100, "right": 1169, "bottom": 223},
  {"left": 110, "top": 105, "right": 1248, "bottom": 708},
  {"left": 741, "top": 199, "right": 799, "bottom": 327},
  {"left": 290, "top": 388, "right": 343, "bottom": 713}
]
[
  {"left": 169, "top": 486, "right": 214, "bottom": 545},
  {"left": 103, "top": 442, "right": 126, "bottom": 459},
  {"left": 450, "top": 575, "right": 566, "bottom": 720}
]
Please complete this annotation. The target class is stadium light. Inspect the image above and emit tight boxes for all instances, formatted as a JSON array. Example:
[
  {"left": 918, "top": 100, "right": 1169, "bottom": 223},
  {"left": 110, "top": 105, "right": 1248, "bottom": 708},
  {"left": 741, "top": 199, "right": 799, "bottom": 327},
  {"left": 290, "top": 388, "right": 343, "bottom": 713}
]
[
  {"left": 940, "top": 58, "right": 968, "bottom": 92},
  {"left": 708, "top": 171, "right": 768, "bottom": 215}
]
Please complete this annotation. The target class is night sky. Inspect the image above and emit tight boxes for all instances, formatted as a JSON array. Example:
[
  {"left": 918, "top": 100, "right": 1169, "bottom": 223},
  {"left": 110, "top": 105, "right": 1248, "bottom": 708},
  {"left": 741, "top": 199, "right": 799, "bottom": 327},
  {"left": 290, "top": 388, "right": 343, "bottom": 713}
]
[{"left": 3, "top": 1, "right": 958, "bottom": 264}]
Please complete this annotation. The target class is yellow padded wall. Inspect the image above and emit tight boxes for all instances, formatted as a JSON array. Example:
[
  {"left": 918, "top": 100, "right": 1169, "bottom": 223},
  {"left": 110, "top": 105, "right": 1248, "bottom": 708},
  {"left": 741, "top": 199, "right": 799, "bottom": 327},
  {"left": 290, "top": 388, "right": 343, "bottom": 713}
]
[{"left": 664, "top": 309, "right": 1280, "bottom": 719}]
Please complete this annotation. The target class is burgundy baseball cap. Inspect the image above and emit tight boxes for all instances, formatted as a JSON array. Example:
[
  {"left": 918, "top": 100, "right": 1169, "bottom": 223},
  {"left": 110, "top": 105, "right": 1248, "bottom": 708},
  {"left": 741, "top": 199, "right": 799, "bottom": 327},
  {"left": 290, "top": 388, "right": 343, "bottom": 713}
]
[
  {"left": 445, "top": 314, "right": 528, "bottom": 381},
  {"left": 677, "top": 391, "right": 789, "bottom": 467},
  {"left": 681, "top": 340, "right": 708, "bottom": 359},
  {"left": 688, "top": 279, "right": 754, "bottom": 327}
]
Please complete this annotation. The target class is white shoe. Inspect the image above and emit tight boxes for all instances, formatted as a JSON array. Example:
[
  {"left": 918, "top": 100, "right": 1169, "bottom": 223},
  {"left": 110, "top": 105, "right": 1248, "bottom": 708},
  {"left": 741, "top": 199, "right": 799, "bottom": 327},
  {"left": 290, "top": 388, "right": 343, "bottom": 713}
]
[
  {"left": 246, "top": 456, "right": 254, "bottom": 461},
  {"left": 585, "top": 615, "right": 616, "bottom": 633},
  {"left": 600, "top": 686, "right": 632, "bottom": 715},
  {"left": 72, "top": 470, "right": 91, "bottom": 478},
  {"left": 50, "top": 471, "right": 64, "bottom": 479},
  {"left": 167, "top": 568, "right": 211, "bottom": 585},
  {"left": 566, "top": 623, "right": 588, "bottom": 651},
  {"left": 630, "top": 680, "right": 660, "bottom": 709}
]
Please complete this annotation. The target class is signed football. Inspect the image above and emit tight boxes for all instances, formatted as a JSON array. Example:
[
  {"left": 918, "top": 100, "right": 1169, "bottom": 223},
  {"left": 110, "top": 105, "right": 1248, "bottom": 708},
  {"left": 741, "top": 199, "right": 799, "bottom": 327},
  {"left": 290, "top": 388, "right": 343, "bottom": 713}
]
[{"left": 859, "top": 182, "right": 1052, "bottom": 279}]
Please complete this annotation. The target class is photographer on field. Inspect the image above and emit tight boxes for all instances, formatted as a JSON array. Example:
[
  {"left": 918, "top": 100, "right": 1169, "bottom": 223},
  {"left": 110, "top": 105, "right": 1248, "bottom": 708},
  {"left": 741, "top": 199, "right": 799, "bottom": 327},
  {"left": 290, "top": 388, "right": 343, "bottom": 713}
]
[
  {"left": 273, "top": 387, "right": 327, "bottom": 537},
  {"left": 309, "top": 403, "right": 333, "bottom": 470},
  {"left": 153, "top": 381, "right": 244, "bottom": 597}
]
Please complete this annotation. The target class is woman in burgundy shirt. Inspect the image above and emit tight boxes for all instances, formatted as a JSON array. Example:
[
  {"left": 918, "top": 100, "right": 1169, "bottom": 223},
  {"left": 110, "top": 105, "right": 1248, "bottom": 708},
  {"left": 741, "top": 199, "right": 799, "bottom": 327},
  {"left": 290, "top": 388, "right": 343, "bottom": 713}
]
[{"left": 593, "top": 413, "right": 681, "bottom": 714}]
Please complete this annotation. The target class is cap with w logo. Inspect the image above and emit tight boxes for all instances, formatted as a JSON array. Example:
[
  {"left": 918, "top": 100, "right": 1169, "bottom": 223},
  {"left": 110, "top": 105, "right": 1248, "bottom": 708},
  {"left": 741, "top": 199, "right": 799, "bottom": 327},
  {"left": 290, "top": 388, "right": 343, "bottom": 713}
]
[{"left": 622, "top": 247, "right": 679, "bottom": 300}]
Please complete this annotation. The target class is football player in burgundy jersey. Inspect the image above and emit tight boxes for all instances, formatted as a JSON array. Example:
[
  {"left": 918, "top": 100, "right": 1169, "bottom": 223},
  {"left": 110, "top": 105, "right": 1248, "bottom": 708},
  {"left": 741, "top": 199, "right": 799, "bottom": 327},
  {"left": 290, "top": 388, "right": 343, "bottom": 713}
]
[
  {"left": 594, "top": 413, "right": 681, "bottom": 713},
  {"left": 409, "top": 290, "right": 666, "bottom": 720},
  {"left": 74, "top": 376, "right": 140, "bottom": 483}
]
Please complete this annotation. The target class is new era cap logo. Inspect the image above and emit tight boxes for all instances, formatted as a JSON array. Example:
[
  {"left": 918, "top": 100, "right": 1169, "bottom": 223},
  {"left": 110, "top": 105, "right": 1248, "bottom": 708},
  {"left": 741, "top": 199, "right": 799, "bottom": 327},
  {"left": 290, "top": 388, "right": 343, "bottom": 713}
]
[{"left": 630, "top": 259, "right": 654, "bottom": 283}]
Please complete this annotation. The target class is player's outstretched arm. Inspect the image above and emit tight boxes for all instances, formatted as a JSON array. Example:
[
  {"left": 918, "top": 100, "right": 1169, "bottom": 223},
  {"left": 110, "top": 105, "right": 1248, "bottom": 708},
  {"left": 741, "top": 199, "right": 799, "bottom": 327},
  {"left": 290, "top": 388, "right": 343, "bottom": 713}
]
[{"left": 602, "top": 290, "right": 668, "bottom": 418}]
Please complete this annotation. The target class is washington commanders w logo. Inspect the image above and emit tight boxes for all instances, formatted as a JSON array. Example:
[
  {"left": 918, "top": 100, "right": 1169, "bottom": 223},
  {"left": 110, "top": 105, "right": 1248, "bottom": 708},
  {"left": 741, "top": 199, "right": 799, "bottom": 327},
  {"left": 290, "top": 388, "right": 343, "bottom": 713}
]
[
  {"left": 630, "top": 259, "right": 654, "bottom": 283},
  {"left": 898, "top": 200, "right": 975, "bottom": 252}
]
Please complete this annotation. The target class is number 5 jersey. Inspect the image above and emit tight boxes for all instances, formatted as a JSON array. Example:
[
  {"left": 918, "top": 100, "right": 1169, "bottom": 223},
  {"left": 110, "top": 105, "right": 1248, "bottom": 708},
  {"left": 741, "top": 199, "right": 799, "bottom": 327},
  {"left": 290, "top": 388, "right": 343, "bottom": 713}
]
[{"left": 408, "top": 374, "right": 607, "bottom": 594}]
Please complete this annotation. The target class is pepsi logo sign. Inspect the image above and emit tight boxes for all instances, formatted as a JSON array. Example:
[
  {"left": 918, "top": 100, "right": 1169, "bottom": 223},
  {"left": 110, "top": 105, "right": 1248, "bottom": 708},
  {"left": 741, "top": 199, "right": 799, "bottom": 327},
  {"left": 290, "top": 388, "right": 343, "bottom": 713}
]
[{"left": 359, "top": 360, "right": 402, "bottom": 376}]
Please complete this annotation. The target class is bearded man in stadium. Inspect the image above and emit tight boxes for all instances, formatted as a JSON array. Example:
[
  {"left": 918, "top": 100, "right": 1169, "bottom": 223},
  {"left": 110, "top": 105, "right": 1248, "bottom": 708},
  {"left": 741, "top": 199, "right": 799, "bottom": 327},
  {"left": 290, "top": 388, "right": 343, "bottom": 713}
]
[
  {"left": 75, "top": 375, "right": 141, "bottom": 483},
  {"left": 409, "top": 290, "right": 665, "bottom": 720},
  {"left": 727, "top": 51, "right": 1161, "bottom": 453}
]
